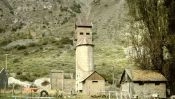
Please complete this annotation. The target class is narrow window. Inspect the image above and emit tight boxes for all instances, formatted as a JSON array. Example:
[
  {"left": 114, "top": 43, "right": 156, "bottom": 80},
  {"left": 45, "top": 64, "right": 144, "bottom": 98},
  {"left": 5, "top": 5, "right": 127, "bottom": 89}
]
[
  {"left": 80, "top": 32, "right": 83, "bottom": 35},
  {"left": 79, "top": 90, "right": 83, "bottom": 93},
  {"left": 138, "top": 82, "right": 144, "bottom": 85},
  {"left": 86, "top": 33, "right": 90, "bottom": 35},
  {"left": 155, "top": 82, "right": 160, "bottom": 85},
  {"left": 92, "top": 81, "right": 98, "bottom": 83}
]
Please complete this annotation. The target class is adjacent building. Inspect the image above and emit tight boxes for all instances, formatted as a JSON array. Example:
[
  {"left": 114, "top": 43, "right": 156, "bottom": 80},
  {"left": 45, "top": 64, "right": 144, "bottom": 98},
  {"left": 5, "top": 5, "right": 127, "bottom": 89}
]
[
  {"left": 0, "top": 68, "right": 8, "bottom": 89},
  {"left": 120, "top": 69, "right": 167, "bottom": 98},
  {"left": 82, "top": 71, "right": 105, "bottom": 95},
  {"left": 50, "top": 70, "right": 64, "bottom": 90},
  {"left": 50, "top": 70, "right": 75, "bottom": 94}
]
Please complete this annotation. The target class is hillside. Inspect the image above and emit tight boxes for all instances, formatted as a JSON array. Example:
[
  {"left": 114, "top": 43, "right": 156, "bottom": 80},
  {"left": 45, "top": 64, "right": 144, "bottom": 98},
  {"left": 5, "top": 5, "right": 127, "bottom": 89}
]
[{"left": 0, "top": 0, "right": 136, "bottom": 83}]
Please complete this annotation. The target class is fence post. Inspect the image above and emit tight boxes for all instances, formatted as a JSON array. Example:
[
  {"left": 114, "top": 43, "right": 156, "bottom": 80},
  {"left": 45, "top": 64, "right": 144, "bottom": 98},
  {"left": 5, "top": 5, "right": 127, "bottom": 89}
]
[{"left": 109, "top": 91, "right": 111, "bottom": 99}]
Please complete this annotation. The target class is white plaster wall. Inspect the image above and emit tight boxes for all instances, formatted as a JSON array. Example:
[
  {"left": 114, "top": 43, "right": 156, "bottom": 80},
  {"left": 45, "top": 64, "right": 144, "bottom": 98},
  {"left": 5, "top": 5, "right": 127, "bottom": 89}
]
[
  {"left": 133, "top": 83, "right": 166, "bottom": 98},
  {"left": 83, "top": 80, "right": 105, "bottom": 95},
  {"left": 75, "top": 27, "right": 92, "bottom": 40},
  {"left": 76, "top": 45, "right": 94, "bottom": 91}
]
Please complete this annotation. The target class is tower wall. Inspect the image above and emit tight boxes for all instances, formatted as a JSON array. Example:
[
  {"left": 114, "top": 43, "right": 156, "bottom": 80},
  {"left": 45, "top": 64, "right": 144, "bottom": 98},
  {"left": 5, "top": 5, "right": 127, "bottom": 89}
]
[
  {"left": 76, "top": 45, "right": 94, "bottom": 72},
  {"left": 76, "top": 45, "right": 94, "bottom": 91},
  {"left": 74, "top": 21, "right": 94, "bottom": 92}
]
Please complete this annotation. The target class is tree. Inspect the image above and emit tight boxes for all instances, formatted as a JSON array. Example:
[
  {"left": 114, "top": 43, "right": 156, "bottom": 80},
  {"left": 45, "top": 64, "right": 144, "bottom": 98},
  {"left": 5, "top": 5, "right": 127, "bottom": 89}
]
[
  {"left": 127, "top": 0, "right": 168, "bottom": 69},
  {"left": 127, "top": 0, "right": 175, "bottom": 95}
]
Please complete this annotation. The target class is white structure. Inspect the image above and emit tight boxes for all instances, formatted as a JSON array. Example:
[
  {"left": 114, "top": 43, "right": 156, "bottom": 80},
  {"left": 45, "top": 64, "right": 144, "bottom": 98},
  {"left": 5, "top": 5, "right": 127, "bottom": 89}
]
[{"left": 74, "top": 19, "right": 94, "bottom": 92}]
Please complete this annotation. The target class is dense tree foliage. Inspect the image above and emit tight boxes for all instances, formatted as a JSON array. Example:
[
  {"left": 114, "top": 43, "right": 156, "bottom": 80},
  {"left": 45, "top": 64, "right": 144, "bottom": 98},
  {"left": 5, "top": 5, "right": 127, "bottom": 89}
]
[{"left": 127, "top": 0, "right": 175, "bottom": 95}]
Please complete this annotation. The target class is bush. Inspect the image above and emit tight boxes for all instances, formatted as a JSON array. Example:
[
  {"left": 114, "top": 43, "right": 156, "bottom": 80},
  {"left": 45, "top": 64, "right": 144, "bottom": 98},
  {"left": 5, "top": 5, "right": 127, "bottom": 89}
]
[
  {"left": 60, "top": 6, "right": 68, "bottom": 12},
  {"left": 13, "top": 58, "right": 20, "bottom": 63},
  {"left": 23, "top": 50, "right": 29, "bottom": 56},
  {"left": 0, "top": 28, "right": 5, "bottom": 33},
  {"left": 93, "top": 0, "right": 101, "bottom": 5},
  {"left": 59, "top": 37, "right": 72, "bottom": 45},
  {"left": 61, "top": 17, "right": 69, "bottom": 25},
  {"left": 70, "top": 1, "right": 81, "bottom": 13},
  {"left": 55, "top": 37, "right": 72, "bottom": 48},
  {"left": 16, "top": 45, "right": 27, "bottom": 50},
  {"left": 0, "top": 39, "right": 12, "bottom": 46}
]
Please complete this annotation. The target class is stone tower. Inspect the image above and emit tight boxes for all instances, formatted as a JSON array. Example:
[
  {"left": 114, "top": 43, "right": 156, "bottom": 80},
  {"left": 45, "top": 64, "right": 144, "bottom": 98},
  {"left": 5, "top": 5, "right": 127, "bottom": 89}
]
[{"left": 74, "top": 19, "right": 94, "bottom": 92}]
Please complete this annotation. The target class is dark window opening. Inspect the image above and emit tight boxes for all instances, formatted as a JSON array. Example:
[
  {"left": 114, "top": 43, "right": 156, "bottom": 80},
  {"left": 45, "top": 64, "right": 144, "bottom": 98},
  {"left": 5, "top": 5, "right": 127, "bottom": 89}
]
[
  {"left": 80, "top": 32, "right": 83, "bottom": 35},
  {"left": 138, "top": 82, "right": 144, "bottom": 85},
  {"left": 79, "top": 90, "right": 83, "bottom": 93},
  {"left": 92, "top": 81, "right": 98, "bottom": 83},
  {"left": 155, "top": 82, "right": 160, "bottom": 85},
  {"left": 86, "top": 33, "right": 90, "bottom": 35}
]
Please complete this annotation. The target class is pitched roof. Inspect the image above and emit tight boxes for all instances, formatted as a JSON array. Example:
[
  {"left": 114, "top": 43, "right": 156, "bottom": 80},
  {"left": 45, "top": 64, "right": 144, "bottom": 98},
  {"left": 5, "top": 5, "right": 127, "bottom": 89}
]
[
  {"left": 121, "top": 69, "right": 167, "bottom": 82},
  {"left": 81, "top": 71, "right": 105, "bottom": 82}
]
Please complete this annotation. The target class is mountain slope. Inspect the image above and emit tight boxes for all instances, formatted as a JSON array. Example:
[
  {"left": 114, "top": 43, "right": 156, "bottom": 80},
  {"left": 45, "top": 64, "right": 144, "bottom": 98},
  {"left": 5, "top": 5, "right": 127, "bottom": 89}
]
[{"left": 0, "top": 0, "right": 135, "bottom": 83}]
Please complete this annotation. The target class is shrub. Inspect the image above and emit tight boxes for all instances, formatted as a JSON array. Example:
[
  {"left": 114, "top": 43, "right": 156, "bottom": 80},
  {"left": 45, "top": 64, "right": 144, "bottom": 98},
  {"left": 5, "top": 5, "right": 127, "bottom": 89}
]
[
  {"left": 23, "top": 50, "right": 29, "bottom": 56},
  {"left": 59, "top": 37, "right": 72, "bottom": 45},
  {"left": 61, "top": 17, "right": 69, "bottom": 25},
  {"left": 0, "top": 39, "right": 12, "bottom": 46},
  {"left": 13, "top": 58, "right": 20, "bottom": 63},
  {"left": 60, "top": 6, "right": 68, "bottom": 12},
  {"left": 70, "top": 1, "right": 81, "bottom": 13},
  {"left": 0, "top": 28, "right": 5, "bottom": 33},
  {"left": 16, "top": 45, "right": 27, "bottom": 50},
  {"left": 93, "top": 0, "right": 101, "bottom": 5}
]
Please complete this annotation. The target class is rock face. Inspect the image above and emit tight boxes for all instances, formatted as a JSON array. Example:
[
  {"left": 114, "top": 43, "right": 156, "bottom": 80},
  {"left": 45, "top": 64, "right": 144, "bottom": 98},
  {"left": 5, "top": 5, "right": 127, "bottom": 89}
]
[{"left": 0, "top": 0, "right": 134, "bottom": 82}]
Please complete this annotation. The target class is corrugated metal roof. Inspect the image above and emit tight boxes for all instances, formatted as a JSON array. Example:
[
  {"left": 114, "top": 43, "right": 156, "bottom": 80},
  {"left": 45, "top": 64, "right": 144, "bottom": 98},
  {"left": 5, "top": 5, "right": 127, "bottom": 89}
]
[{"left": 125, "top": 69, "right": 167, "bottom": 82}]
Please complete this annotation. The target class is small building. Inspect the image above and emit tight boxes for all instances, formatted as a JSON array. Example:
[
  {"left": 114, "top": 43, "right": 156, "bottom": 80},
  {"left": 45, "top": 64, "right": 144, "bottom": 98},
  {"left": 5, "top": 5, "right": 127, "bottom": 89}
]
[
  {"left": 120, "top": 69, "right": 167, "bottom": 98},
  {"left": 82, "top": 71, "right": 105, "bottom": 96},
  {"left": 0, "top": 68, "right": 8, "bottom": 89},
  {"left": 50, "top": 70, "right": 75, "bottom": 94},
  {"left": 50, "top": 70, "right": 64, "bottom": 90}
]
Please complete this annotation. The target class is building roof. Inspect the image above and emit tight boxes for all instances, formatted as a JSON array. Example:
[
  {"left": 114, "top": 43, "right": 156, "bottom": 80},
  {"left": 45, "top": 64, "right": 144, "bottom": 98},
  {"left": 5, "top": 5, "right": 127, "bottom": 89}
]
[
  {"left": 81, "top": 71, "right": 105, "bottom": 82},
  {"left": 120, "top": 69, "right": 167, "bottom": 83},
  {"left": 76, "top": 37, "right": 93, "bottom": 46}
]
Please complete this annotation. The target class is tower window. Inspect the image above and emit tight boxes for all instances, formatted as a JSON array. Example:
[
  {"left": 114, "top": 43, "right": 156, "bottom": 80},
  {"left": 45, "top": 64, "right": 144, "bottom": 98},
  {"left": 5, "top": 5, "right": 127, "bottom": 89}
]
[
  {"left": 92, "top": 81, "right": 98, "bottom": 83},
  {"left": 80, "top": 32, "right": 83, "bottom": 35},
  {"left": 138, "top": 82, "right": 144, "bottom": 85},
  {"left": 155, "top": 82, "right": 160, "bottom": 85},
  {"left": 86, "top": 33, "right": 90, "bottom": 35}
]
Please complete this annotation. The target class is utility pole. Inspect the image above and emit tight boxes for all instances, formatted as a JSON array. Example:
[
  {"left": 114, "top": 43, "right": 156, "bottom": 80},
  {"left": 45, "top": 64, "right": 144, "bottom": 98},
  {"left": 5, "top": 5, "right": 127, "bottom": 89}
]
[
  {"left": 5, "top": 54, "right": 8, "bottom": 70},
  {"left": 112, "top": 66, "right": 115, "bottom": 86}
]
